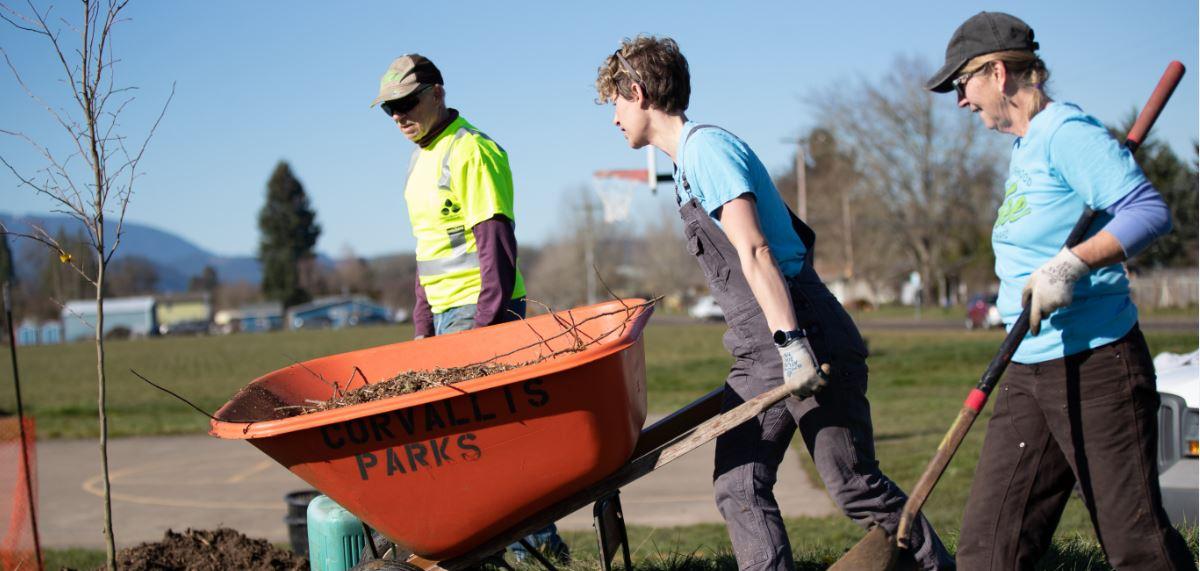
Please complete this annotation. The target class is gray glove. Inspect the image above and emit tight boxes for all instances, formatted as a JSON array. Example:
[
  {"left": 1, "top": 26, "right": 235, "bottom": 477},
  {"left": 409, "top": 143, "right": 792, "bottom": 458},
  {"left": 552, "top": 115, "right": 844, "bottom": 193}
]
[
  {"left": 1022, "top": 247, "right": 1089, "bottom": 335},
  {"left": 778, "top": 337, "right": 828, "bottom": 398}
]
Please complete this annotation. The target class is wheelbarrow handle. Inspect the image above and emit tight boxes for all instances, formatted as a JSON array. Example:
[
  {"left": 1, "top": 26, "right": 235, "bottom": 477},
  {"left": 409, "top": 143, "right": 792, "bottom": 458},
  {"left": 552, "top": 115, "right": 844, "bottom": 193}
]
[
  {"left": 438, "top": 380, "right": 803, "bottom": 569},
  {"left": 894, "top": 60, "right": 1185, "bottom": 549}
]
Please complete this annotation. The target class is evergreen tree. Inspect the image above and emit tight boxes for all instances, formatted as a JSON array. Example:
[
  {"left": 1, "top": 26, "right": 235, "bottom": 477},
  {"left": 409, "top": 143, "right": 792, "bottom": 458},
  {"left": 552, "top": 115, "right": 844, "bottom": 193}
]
[
  {"left": 1111, "top": 116, "right": 1199, "bottom": 271},
  {"left": 1128, "top": 142, "right": 1198, "bottom": 270},
  {"left": 258, "top": 161, "right": 321, "bottom": 307},
  {"left": 188, "top": 265, "right": 219, "bottom": 293}
]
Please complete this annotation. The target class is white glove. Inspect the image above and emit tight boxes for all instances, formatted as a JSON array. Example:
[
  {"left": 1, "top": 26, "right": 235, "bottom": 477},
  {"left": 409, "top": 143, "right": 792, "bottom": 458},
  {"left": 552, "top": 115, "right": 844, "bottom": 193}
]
[
  {"left": 778, "top": 337, "right": 828, "bottom": 398},
  {"left": 1022, "top": 247, "right": 1089, "bottom": 335}
]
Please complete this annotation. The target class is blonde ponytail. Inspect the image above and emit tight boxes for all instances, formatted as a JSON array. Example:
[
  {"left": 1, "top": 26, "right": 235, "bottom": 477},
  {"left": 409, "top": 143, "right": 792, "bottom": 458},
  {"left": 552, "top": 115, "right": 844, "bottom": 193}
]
[{"left": 962, "top": 51, "right": 1050, "bottom": 119}]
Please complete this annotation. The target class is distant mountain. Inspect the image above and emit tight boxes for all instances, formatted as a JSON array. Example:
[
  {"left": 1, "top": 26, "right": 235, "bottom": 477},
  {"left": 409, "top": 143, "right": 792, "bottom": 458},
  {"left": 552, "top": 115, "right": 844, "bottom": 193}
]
[{"left": 2, "top": 212, "right": 264, "bottom": 291}]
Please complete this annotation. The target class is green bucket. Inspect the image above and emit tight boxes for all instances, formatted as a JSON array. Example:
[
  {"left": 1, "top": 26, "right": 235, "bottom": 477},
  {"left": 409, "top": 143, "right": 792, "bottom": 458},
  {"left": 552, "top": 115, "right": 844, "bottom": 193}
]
[{"left": 306, "top": 494, "right": 367, "bottom": 571}]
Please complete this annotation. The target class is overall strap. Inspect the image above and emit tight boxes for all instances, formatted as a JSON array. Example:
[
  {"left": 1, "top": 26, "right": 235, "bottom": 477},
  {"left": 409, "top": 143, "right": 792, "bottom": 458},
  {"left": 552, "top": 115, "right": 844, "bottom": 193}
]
[
  {"left": 675, "top": 123, "right": 817, "bottom": 259},
  {"left": 674, "top": 123, "right": 722, "bottom": 205}
]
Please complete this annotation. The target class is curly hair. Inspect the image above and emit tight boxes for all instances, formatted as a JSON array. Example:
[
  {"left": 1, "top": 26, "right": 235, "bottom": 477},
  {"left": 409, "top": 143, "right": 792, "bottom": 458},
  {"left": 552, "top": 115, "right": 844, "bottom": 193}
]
[{"left": 595, "top": 35, "right": 690, "bottom": 113}]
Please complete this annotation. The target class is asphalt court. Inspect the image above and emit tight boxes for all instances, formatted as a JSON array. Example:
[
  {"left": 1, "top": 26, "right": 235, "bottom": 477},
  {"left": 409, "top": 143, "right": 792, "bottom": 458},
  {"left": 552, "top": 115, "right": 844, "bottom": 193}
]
[{"left": 36, "top": 417, "right": 835, "bottom": 549}]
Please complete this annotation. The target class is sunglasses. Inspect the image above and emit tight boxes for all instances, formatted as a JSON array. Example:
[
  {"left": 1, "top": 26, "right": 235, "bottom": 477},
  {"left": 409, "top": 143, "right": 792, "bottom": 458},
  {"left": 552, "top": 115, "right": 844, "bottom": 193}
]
[
  {"left": 381, "top": 84, "right": 433, "bottom": 117},
  {"left": 614, "top": 51, "right": 647, "bottom": 97},
  {"left": 953, "top": 63, "right": 992, "bottom": 98}
]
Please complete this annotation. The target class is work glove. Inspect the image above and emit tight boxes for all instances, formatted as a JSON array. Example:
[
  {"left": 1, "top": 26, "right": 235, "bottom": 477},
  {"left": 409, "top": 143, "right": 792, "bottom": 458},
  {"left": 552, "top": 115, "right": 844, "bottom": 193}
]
[
  {"left": 1022, "top": 247, "right": 1090, "bottom": 335},
  {"left": 778, "top": 337, "right": 829, "bottom": 399}
]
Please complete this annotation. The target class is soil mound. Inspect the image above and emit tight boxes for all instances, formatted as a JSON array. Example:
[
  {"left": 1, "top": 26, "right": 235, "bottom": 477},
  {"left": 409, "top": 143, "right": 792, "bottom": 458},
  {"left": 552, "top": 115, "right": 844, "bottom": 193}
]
[{"left": 111, "top": 527, "right": 307, "bottom": 571}]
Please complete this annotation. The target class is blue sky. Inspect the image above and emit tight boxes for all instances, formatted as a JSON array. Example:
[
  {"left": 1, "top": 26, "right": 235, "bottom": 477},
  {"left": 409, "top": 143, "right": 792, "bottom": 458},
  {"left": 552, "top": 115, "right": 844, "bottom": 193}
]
[{"left": 3, "top": 1, "right": 1196, "bottom": 258}]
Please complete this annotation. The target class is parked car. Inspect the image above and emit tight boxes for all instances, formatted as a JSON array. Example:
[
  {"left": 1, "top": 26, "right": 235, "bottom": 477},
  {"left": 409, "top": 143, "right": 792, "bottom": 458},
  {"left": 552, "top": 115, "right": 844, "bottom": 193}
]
[
  {"left": 688, "top": 296, "right": 724, "bottom": 321},
  {"left": 966, "top": 293, "right": 1002, "bottom": 330},
  {"left": 1153, "top": 349, "right": 1199, "bottom": 526},
  {"left": 159, "top": 320, "right": 209, "bottom": 336}
]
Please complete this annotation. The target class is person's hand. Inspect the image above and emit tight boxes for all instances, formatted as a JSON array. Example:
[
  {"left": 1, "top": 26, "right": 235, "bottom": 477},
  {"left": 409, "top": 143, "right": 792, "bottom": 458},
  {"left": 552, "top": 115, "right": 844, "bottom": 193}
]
[
  {"left": 778, "top": 337, "right": 828, "bottom": 398},
  {"left": 1022, "top": 247, "right": 1089, "bottom": 335}
]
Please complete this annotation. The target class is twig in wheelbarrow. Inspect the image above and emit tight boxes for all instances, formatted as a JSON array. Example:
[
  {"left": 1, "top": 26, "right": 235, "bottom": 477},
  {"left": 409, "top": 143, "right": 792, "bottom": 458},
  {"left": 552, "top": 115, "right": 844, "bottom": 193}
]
[
  {"left": 134, "top": 298, "right": 661, "bottom": 424},
  {"left": 296, "top": 297, "right": 662, "bottom": 416}
]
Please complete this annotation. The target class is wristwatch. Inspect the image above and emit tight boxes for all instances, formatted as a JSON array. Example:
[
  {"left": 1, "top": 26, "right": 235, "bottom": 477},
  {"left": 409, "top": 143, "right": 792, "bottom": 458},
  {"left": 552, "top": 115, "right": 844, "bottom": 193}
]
[{"left": 773, "top": 328, "right": 806, "bottom": 347}]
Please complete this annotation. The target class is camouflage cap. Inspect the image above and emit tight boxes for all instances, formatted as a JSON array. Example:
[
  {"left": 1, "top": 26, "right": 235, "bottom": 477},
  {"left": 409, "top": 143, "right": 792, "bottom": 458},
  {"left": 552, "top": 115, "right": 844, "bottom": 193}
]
[{"left": 371, "top": 54, "right": 444, "bottom": 107}]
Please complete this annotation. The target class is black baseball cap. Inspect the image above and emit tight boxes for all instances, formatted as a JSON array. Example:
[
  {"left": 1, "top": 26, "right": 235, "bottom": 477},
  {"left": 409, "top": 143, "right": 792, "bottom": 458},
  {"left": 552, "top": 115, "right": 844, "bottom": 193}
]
[{"left": 926, "top": 12, "right": 1039, "bottom": 93}]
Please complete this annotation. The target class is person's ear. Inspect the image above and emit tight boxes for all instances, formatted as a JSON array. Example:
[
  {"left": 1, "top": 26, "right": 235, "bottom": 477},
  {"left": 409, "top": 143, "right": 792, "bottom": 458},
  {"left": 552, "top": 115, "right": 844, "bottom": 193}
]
[
  {"left": 631, "top": 82, "right": 649, "bottom": 109},
  {"left": 991, "top": 62, "right": 1012, "bottom": 95}
]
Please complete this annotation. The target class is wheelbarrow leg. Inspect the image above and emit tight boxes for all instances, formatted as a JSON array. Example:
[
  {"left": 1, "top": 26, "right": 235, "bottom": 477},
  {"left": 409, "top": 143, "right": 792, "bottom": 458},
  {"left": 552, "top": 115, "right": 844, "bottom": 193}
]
[
  {"left": 362, "top": 521, "right": 381, "bottom": 560},
  {"left": 594, "top": 491, "right": 632, "bottom": 571},
  {"left": 515, "top": 539, "right": 557, "bottom": 571}
]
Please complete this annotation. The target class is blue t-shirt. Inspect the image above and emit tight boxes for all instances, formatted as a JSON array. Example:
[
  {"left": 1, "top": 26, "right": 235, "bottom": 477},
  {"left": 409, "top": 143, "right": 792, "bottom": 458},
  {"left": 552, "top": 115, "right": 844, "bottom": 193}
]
[
  {"left": 995, "top": 102, "right": 1146, "bottom": 363},
  {"left": 672, "top": 122, "right": 807, "bottom": 276}
]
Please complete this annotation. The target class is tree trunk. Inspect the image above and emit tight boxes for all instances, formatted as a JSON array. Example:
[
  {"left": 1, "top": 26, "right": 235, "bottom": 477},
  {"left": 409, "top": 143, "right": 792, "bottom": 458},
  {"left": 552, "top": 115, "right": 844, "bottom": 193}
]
[{"left": 96, "top": 258, "right": 115, "bottom": 569}]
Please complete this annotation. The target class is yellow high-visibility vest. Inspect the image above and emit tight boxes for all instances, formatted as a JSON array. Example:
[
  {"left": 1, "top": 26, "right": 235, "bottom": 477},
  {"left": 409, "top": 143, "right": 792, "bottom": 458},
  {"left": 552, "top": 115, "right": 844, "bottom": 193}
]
[{"left": 404, "top": 115, "right": 525, "bottom": 313}]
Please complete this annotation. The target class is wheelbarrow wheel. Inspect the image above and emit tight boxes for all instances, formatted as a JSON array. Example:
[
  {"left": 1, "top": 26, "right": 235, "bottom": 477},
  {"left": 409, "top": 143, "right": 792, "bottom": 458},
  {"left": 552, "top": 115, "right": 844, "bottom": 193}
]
[
  {"left": 356, "top": 529, "right": 415, "bottom": 567},
  {"left": 352, "top": 560, "right": 423, "bottom": 571}
]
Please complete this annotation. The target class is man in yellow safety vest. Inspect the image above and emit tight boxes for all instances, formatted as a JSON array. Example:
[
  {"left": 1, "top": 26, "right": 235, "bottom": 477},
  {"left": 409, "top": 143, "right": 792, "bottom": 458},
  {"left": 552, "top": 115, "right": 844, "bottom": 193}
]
[{"left": 372, "top": 53, "right": 565, "bottom": 563}]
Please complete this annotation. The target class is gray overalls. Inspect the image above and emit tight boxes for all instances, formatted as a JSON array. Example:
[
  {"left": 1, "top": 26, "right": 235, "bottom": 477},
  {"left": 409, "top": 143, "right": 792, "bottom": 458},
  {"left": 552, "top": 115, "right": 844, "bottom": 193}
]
[{"left": 675, "top": 125, "right": 953, "bottom": 571}]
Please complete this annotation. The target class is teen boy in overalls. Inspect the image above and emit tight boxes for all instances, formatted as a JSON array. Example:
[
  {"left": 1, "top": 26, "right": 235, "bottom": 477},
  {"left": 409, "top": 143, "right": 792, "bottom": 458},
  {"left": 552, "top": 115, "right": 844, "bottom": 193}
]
[{"left": 594, "top": 36, "right": 954, "bottom": 571}]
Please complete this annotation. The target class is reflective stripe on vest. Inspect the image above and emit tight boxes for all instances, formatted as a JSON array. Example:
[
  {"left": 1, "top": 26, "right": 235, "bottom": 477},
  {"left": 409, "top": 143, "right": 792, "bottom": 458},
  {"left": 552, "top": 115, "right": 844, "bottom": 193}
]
[
  {"left": 417, "top": 226, "right": 480, "bottom": 275},
  {"left": 438, "top": 127, "right": 504, "bottom": 190},
  {"left": 406, "top": 117, "right": 522, "bottom": 312}
]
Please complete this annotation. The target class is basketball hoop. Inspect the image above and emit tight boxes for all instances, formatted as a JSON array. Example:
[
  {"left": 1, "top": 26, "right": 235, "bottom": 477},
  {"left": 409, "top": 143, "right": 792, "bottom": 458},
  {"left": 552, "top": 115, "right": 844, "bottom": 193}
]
[
  {"left": 592, "top": 149, "right": 670, "bottom": 224},
  {"left": 592, "top": 169, "right": 646, "bottom": 224}
]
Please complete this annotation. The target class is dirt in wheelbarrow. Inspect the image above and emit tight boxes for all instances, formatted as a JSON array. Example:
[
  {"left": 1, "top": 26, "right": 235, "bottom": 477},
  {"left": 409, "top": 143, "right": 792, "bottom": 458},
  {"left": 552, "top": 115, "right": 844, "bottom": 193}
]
[
  {"left": 295, "top": 361, "right": 525, "bottom": 416},
  {"left": 94, "top": 527, "right": 307, "bottom": 571}
]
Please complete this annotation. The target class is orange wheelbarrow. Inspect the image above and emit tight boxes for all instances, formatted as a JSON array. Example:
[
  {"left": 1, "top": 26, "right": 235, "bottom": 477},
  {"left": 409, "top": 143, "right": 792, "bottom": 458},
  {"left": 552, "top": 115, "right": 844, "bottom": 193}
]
[{"left": 210, "top": 299, "right": 811, "bottom": 571}]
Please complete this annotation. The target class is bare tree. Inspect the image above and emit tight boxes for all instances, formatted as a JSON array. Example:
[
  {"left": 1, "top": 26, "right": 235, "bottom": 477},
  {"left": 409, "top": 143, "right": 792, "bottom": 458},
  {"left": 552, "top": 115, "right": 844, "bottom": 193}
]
[
  {"left": 525, "top": 185, "right": 633, "bottom": 310},
  {"left": 0, "top": 1, "right": 172, "bottom": 567},
  {"left": 631, "top": 202, "right": 706, "bottom": 304},
  {"left": 811, "top": 56, "right": 1003, "bottom": 305}
]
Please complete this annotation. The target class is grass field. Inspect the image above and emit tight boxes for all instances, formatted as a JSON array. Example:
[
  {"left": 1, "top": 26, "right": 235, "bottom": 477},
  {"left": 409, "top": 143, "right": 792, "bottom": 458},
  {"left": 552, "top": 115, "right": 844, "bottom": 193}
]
[{"left": 10, "top": 319, "right": 1198, "bottom": 569}]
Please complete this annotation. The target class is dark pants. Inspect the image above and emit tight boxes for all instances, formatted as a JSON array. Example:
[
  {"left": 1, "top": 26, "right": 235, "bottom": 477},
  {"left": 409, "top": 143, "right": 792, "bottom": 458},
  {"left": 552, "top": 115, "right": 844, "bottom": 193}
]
[
  {"left": 958, "top": 325, "right": 1195, "bottom": 570},
  {"left": 713, "top": 281, "right": 954, "bottom": 571}
]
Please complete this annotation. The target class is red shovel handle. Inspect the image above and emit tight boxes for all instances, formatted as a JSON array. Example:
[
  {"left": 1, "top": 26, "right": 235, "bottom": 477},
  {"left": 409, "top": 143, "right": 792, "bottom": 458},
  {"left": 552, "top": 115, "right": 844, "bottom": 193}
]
[{"left": 1126, "top": 61, "right": 1185, "bottom": 153}]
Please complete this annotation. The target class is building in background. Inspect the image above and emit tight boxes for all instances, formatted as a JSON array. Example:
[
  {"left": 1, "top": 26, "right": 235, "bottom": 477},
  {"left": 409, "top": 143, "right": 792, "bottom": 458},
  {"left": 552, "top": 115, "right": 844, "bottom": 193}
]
[
  {"left": 213, "top": 302, "right": 284, "bottom": 334},
  {"left": 62, "top": 296, "right": 156, "bottom": 342},
  {"left": 39, "top": 321, "right": 62, "bottom": 344},
  {"left": 14, "top": 319, "right": 66, "bottom": 346},
  {"left": 155, "top": 293, "right": 212, "bottom": 336},
  {"left": 16, "top": 320, "right": 39, "bottom": 346}
]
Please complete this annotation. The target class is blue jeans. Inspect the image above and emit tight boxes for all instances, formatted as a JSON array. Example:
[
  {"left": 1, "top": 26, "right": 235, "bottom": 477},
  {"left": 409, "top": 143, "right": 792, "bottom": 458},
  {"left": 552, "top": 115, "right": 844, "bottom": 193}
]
[
  {"left": 431, "top": 298, "right": 568, "bottom": 562},
  {"left": 432, "top": 298, "right": 528, "bottom": 335}
]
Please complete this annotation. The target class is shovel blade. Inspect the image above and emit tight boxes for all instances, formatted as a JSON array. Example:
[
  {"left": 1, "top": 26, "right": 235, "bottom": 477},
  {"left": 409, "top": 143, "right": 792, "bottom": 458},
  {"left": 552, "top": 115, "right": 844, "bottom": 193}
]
[{"left": 829, "top": 526, "right": 899, "bottom": 571}]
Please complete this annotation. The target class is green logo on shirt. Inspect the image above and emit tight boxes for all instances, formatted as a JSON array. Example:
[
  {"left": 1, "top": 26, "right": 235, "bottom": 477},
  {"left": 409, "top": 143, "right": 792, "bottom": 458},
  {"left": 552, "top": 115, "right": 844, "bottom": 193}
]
[{"left": 995, "top": 180, "right": 1031, "bottom": 227}]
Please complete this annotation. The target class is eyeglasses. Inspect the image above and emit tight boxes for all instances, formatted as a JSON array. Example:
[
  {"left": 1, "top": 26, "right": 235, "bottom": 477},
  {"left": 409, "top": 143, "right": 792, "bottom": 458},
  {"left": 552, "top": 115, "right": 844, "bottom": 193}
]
[
  {"left": 953, "top": 63, "right": 991, "bottom": 98},
  {"left": 381, "top": 84, "right": 433, "bottom": 117}
]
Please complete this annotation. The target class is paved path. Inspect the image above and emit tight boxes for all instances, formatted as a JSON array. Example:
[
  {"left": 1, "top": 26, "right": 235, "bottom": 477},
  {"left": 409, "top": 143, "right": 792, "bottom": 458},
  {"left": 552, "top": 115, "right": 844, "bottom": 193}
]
[
  {"left": 656, "top": 314, "right": 1198, "bottom": 331},
  {"left": 34, "top": 417, "right": 835, "bottom": 549}
]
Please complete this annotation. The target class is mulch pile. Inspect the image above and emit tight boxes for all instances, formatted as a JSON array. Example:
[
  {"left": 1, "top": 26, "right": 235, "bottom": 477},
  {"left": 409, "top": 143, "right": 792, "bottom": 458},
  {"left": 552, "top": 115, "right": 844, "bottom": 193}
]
[
  {"left": 297, "top": 361, "right": 523, "bottom": 415},
  {"left": 107, "top": 528, "right": 307, "bottom": 571}
]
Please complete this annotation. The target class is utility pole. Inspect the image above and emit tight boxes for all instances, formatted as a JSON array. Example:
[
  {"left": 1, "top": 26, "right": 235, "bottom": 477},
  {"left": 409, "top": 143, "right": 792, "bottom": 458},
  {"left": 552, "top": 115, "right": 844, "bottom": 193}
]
[
  {"left": 795, "top": 144, "right": 807, "bottom": 220},
  {"left": 583, "top": 197, "right": 597, "bottom": 305},
  {"left": 781, "top": 137, "right": 808, "bottom": 219},
  {"left": 842, "top": 185, "right": 854, "bottom": 280}
]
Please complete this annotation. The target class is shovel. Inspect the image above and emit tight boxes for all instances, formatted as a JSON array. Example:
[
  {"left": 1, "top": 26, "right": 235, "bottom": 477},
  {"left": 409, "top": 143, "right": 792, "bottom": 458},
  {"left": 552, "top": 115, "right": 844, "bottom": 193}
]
[{"left": 828, "top": 60, "right": 1185, "bottom": 571}]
